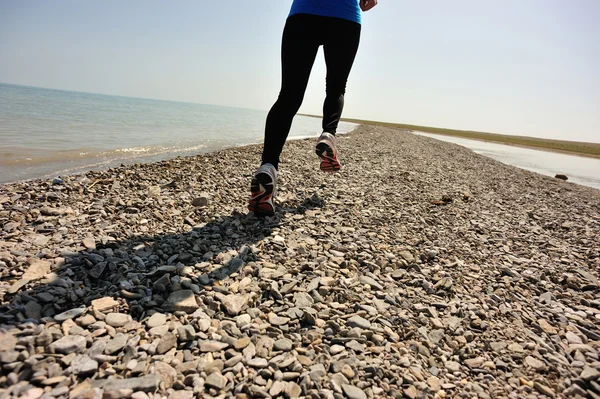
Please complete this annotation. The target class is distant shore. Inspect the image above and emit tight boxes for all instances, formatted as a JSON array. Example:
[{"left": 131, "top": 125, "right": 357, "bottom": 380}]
[{"left": 300, "top": 114, "right": 600, "bottom": 159}]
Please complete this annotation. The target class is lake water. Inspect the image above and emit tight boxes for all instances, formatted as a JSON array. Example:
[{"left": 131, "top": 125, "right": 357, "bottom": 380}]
[
  {"left": 413, "top": 131, "right": 600, "bottom": 190},
  {"left": 0, "top": 83, "right": 358, "bottom": 184}
]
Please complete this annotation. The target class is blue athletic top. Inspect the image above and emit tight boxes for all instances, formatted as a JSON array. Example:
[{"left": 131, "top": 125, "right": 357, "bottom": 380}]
[{"left": 289, "top": 0, "right": 361, "bottom": 24}]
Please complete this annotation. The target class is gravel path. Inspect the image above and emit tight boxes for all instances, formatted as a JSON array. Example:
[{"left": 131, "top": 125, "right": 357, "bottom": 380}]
[{"left": 1, "top": 125, "right": 599, "bottom": 399}]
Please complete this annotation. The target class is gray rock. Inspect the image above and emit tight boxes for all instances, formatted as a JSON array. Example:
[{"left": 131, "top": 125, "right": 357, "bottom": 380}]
[
  {"left": 50, "top": 335, "right": 87, "bottom": 354},
  {"left": 445, "top": 361, "right": 461, "bottom": 373},
  {"left": 105, "top": 313, "right": 131, "bottom": 328},
  {"left": 200, "top": 340, "right": 229, "bottom": 352},
  {"left": 71, "top": 355, "right": 98, "bottom": 376},
  {"left": 55, "top": 307, "right": 86, "bottom": 321},
  {"left": 236, "top": 314, "right": 252, "bottom": 328},
  {"left": 99, "top": 374, "right": 161, "bottom": 392},
  {"left": 293, "top": 292, "right": 314, "bottom": 308},
  {"left": 105, "top": 333, "right": 129, "bottom": 355},
  {"left": 177, "top": 325, "right": 196, "bottom": 341},
  {"left": 153, "top": 361, "right": 177, "bottom": 389},
  {"left": 274, "top": 338, "right": 293, "bottom": 352},
  {"left": 219, "top": 294, "right": 249, "bottom": 316},
  {"left": 347, "top": 315, "right": 371, "bottom": 329},
  {"left": 192, "top": 194, "right": 210, "bottom": 207},
  {"left": 246, "top": 358, "right": 268, "bottom": 368},
  {"left": 581, "top": 366, "right": 600, "bottom": 381},
  {"left": 359, "top": 275, "right": 383, "bottom": 290},
  {"left": 525, "top": 356, "right": 545, "bottom": 370},
  {"left": 205, "top": 372, "right": 227, "bottom": 389},
  {"left": 156, "top": 332, "right": 177, "bottom": 354},
  {"left": 24, "top": 301, "right": 42, "bottom": 319},
  {"left": 268, "top": 313, "right": 290, "bottom": 326}
]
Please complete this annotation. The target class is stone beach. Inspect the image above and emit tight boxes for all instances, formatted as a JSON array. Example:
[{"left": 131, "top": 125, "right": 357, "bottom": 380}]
[{"left": 1, "top": 125, "right": 599, "bottom": 398}]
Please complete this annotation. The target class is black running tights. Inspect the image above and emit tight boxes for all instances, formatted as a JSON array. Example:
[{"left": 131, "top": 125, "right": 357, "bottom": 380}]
[{"left": 261, "top": 13, "right": 361, "bottom": 169}]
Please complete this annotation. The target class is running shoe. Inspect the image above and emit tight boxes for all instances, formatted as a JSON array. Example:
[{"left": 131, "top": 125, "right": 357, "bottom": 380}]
[
  {"left": 315, "top": 132, "right": 341, "bottom": 172},
  {"left": 248, "top": 163, "right": 278, "bottom": 216}
]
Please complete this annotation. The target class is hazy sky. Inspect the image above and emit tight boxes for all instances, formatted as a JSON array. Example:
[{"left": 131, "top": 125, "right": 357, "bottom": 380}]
[{"left": 1, "top": 1, "right": 599, "bottom": 142}]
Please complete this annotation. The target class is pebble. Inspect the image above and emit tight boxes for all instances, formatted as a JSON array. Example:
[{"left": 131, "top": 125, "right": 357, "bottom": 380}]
[
  {"left": 342, "top": 384, "right": 367, "bottom": 399},
  {"left": 163, "top": 290, "right": 199, "bottom": 313},
  {"left": 147, "top": 313, "right": 167, "bottom": 328},
  {"left": 347, "top": 315, "right": 371, "bottom": 329},
  {"left": 55, "top": 307, "right": 86, "bottom": 321},
  {"left": 50, "top": 335, "right": 87, "bottom": 354},
  {"left": 105, "top": 312, "right": 131, "bottom": 327},
  {"left": 156, "top": 332, "right": 177, "bottom": 354},
  {"left": 274, "top": 338, "right": 293, "bottom": 352},
  {"left": 1, "top": 126, "right": 598, "bottom": 399}
]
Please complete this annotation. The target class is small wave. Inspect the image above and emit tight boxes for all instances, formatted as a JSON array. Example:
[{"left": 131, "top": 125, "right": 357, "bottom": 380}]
[{"left": 115, "top": 147, "right": 152, "bottom": 153}]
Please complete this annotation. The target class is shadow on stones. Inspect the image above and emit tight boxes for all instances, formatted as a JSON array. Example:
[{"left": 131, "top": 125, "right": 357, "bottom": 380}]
[{"left": 0, "top": 193, "right": 325, "bottom": 325}]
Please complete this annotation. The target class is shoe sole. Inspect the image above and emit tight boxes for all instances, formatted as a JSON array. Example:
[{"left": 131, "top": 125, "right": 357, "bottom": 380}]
[
  {"left": 248, "top": 172, "right": 275, "bottom": 216},
  {"left": 315, "top": 141, "right": 341, "bottom": 172}
]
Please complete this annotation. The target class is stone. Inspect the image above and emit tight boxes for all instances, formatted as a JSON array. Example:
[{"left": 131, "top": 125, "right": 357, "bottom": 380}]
[
  {"left": 71, "top": 355, "right": 98, "bottom": 375},
  {"left": 177, "top": 325, "right": 195, "bottom": 341},
  {"left": 156, "top": 332, "right": 177, "bottom": 354},
  {"left": 147, "top": 313, "right": 167, "bottom": 328},
  {"left": 20, "top": 388, "right": 44, "bottom": 399},
  {"left": 153, "top": 361, "right": 177, "bottom": 389},
  {"left": 192, "top": 194, "right": 210, "bottom": 207},
  {"left": 330, "top": 344, "right": 345, "bottom": 355},
  {"left": 205, "top": 372, "right": 227, "bottom": 389},
  {"left": 163, "top": 290, "right": 199, "bottom": 313},
  {"left": 169, "top": 392, "right": 193, "bottom": 399},
  {"left": 581, "top": 366, "right": 600, "bottom": 381},
  {"left": 83, "top": 237, "right": 96, "bottom": 249},
  {"left": 24, "top": 301, "right": 42, "bottom": 319},
  {"left": 100, "top": 374, "right": 161, "bottom": 392},
  {"left": 286, "top": 382, "right": 302, "bottom": 398},
  {"left": 293, "top": 292, "right": 314, "bottom": 307},
  {"left": 347, "top": 315, "right": 371, "bottom": 329},
  {"left": 91, "top": 297, "right": 119, "bottom": 313},
  {"left": 0, "top": 334, "right": 18, "bottom": 352},
  {"left": 234, "top": 337, "right": 251, "bottom": 350},
  {"left": 105, "top": 313, "right": 131, "bottom": 327},
  {"left": 268, "top": 313, "right": 290, "bottom": 326},
  {"left": 538, "top": 319, "right": 558, "bottom": 335},
  {"left": 508, "top": 343, "right": 524, "bottom": 353},
  {"left": 274, "top": 338, "right": 293, "bottom": 352},
  {"left": 220, "top": 294, "right": 249, "bottom": 316},
  {"left": 540, "top": 292, "right": 553, "bottom": 304},
  {"left": 103, "top": 389, "right": 133, "bottom": 399},
  {"left": 566, "top": 331, "right": 583, "bottom": 344},
  {"left": 445, "top": 361, "right": 461, "bottom": 373},
  {"left": 464, "top": 357, "right": 484, "bottom": 368},
  {"left": 359, "top": 275, "right": 383, "bottom": 290},
  {"left": 105, "top": 333, "right": 129, "bottom": 355},
  {"left": 236, "top": 314, "right": 252, "bottom": 328},
  {"left": 342, "top": 384, "right": 367, "bottom": 399},
  {"left": 50, "top": 335, "right": 87, "bottom": 354},
  {"left": 525, "top": 356, "right": 545, "bottom": 370},
  {"left": 55, "top": 307, "right": 86, "bottom": 321},
  {"left": 399, "top": 251, "right": 414, "bottom": 263},
  {"left": 269, "top": 380, "right": 286, "bottom": 397},
  {"left": 200, "top": 340, "right": 229, "bottom": 352},
  {"left": 22, "top": 260, "right": 51, "bottom": 281},
  {"left": 246, "top": 358, "right": 268, "bottom": 368},
  {"left": 404, "top": 386, "right": 418, "bottom": 399}
]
